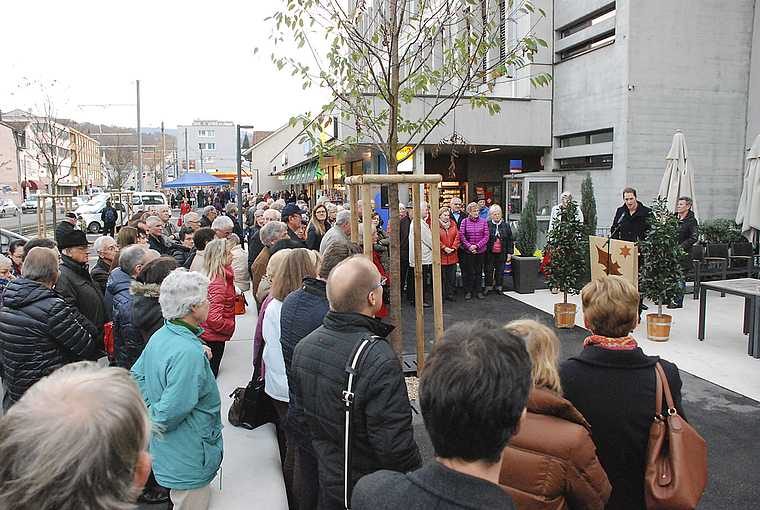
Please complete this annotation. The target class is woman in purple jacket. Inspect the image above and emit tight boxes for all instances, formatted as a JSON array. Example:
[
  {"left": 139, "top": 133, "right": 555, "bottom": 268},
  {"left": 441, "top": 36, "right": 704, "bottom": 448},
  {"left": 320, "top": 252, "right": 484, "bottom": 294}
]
[{"left": 459, "top": 202, "right": 489, "bottom": 300}]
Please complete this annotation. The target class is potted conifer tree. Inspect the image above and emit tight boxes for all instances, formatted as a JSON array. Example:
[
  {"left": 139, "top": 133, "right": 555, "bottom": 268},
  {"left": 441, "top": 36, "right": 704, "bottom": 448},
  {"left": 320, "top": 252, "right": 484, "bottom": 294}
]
[
  {"left": 512, "top": 189, "right": 541, "bottom": 294},
  {"left": 544, "top": 197, "right": 587, "bottom": 328},
  {"left": 639, "top": 197, "right": 685, "bottom": 341}
]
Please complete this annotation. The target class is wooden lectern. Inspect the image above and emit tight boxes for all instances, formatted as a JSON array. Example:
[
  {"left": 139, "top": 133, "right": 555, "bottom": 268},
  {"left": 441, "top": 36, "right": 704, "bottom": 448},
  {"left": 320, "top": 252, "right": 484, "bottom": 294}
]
[{"left": 589, "top": 235, "right": 638, "bottom": 291}]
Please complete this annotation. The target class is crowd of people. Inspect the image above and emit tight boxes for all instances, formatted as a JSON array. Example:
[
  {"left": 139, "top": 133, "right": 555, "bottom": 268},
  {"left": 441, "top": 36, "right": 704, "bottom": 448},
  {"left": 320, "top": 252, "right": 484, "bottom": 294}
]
[{"left": 0, "top": 187, "right": 696, "bottom": 510}]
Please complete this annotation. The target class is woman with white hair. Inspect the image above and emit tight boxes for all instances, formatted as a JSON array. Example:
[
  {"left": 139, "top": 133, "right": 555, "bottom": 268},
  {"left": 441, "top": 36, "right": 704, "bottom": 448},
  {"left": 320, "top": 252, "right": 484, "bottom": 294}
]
[
  {"left": 131, "top": 269, "right": 223, "bottom": 510},
  {"left": 199, "top": 239, "right": 237, "bottom": 377}
]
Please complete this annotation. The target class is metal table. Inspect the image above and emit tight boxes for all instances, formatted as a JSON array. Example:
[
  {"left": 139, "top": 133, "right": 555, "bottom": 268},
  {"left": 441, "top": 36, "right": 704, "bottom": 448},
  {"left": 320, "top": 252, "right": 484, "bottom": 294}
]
[{"left": 698, "top": 278, "right": 760, "bottom": 358}]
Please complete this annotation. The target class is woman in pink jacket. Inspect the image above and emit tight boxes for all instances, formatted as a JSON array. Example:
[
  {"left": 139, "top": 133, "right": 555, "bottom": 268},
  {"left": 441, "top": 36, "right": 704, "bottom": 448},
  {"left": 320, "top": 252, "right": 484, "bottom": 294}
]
[
  {"left": 459, "top": 202, "right": 489, "bottom": 300},
  {"left": 200, "top": 238, "right": 237, "bottom": 377}
]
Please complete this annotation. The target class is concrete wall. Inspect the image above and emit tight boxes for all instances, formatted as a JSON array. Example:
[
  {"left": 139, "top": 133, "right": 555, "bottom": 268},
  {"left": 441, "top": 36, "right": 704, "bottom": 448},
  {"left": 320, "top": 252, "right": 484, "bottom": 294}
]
[
  {"left": 553, "top": 0, "right": 758, "bottom": 224},
  {"left": 626, "top": 0, "right": 756, "bottom": 221},
  {"left": 552, "top": 0, "right": 629, "bottom": 226},
  {"left": 747, "top": 2, "right": 760, "bottom": 151}
]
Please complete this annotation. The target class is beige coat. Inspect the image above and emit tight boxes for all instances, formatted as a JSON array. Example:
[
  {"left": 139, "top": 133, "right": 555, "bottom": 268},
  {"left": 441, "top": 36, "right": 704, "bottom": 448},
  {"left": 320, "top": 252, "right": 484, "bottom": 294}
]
[{"left": 231, "top": 245, "right": 250, "bottom": 292}]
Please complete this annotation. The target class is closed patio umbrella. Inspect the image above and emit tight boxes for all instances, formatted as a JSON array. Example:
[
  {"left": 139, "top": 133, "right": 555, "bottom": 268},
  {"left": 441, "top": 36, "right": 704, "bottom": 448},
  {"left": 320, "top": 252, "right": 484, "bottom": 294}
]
[
  {"left": 658, "top": 129, "right": 699, "bottom": 220},
  {"left": 736, "top": 134, "right": 760, "bottom": 243}
]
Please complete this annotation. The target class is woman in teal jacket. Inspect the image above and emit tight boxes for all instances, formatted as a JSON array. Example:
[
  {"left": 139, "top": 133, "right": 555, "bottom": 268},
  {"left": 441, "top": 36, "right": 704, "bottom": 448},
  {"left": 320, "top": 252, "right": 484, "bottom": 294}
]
[{"left": 132, "top": 269, "right": 223, "bottom": 510}]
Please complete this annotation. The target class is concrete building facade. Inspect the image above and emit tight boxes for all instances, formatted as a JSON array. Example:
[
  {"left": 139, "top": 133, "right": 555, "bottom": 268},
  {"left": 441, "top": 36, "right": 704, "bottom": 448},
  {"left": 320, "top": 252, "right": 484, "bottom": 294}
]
[
  {"left": 552, "top": 0, "right": 760, "bottom": 224},
  {"left": 177, "top": 120, "right": 237, "bottom": 176}
]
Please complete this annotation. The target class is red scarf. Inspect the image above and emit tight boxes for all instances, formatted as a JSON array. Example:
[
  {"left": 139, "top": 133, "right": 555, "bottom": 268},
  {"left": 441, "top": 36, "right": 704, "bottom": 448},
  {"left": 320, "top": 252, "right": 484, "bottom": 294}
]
[{"left": 583, "top": 335, "right": 638, "bottom": 350}]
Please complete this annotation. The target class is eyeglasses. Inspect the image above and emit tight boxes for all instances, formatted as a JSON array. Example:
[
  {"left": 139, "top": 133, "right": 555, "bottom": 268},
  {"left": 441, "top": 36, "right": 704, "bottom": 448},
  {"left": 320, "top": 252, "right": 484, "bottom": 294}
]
[{"left": 367, "top": 276, "right": 387, "bottom": 299}]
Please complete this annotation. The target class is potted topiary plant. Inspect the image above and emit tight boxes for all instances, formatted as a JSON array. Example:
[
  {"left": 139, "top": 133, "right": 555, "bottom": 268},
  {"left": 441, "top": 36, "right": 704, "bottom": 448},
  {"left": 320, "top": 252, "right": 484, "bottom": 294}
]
[
  {"left": 639, "top": 197, "right": 685, "bottom": 341},
  {"left": 512, "top": 188, "right": 541, "bottom": 294},
  {"left": 544, "top": 197, "right": 587, "bottom": 328}
]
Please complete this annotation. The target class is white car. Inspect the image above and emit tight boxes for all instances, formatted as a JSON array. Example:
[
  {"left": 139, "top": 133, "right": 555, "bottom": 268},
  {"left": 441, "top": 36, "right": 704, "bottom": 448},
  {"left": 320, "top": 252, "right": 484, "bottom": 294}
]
[
  {"left": 22, "top": 195, "right": 53, "bottom": 213},
  {"left": 76, "top": 200, "right": 127, "bottom": 233},
  {"left": 0, "top": 199, "right": 18, "bottom": 217}
]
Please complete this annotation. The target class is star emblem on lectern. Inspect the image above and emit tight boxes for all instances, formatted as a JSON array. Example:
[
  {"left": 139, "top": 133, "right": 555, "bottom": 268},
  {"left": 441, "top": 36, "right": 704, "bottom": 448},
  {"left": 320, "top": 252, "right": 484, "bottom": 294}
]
[{"left": 620, "top": 245, "right": 632, "bottom": 258}]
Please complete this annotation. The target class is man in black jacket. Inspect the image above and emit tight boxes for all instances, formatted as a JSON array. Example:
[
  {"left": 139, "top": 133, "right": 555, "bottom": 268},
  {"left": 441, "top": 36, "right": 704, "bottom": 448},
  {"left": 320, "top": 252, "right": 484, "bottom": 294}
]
[
  {"left": 0, "top": 247, "right": 98, "bottom": 410},
  {"left": 669, "top": 196, "right": 699, "bottom": 308},
  {"left": 291, "top": 256, "right": 421, "bottom": 510},
  {"left": 280, "top": 241, "right": 362, "bottom": 510},
  {"left": 90, "top": 235, "right": 117, "bottom": 296},
  {"left": 54, "top": 212, "right": 78, "bottom": 245},
  {"left": 55, "top": 230, "right": 108, "bottom": 348},
  {"left": 352, "top": 320, "right": 531, "bottom": 510},
  {"left": 611, "top": 188, "right": 652, "bottom": 313},
  {"left": 101, "top": 200, "right": 118, "bottom": 237},
  {"left": 282, "top": 202, "right": 308, "bottom": 246},
  {"left": 611, "top": 188, "right": 652, "bottom": 243}
]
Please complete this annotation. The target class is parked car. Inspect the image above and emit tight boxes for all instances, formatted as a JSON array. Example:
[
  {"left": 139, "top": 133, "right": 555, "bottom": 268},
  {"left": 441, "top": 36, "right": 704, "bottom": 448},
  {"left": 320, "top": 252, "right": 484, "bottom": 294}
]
[
  {"left": 22, "top": 195, "right": 53, "bottom": 213},
  {"left": 0, "top": 230, "right": 28, "bottom": 255},
  {"left": 131, "top": 192, "right": 168, "bottom": 211},
  {"left": 76, "top": 200, "right": 127, "bottom": 233},
  {"left": 0, "top": 199, "right": 18, "bottom": 217}
]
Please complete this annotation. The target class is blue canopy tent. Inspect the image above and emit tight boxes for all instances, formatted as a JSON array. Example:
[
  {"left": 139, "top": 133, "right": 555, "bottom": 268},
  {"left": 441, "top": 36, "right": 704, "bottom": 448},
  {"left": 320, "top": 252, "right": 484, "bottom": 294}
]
[{"left": 164, "top": 172, "right": 230, "bottom": 188}]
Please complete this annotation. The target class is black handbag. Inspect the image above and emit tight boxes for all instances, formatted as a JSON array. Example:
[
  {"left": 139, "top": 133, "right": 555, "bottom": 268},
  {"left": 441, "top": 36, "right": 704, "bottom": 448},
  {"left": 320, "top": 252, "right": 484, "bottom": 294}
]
[{"left": 228, "top": 340, "right": 278, "bottom": 429}]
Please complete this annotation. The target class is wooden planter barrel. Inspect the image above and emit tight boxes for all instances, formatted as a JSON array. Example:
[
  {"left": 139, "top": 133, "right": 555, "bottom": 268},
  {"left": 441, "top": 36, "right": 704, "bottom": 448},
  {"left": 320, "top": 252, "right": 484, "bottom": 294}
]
[
  {"left": 554, "top": 303, "right": 577, "bottom": 329},
  {"left": 646, "top": 313, "right": 672, "bottom": 342}
]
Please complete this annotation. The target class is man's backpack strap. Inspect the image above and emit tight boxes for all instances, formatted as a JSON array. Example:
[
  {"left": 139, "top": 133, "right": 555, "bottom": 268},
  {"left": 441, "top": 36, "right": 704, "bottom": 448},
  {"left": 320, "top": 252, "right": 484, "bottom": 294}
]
[{"left": 342, "top": 333, "right": 380, "bottom": 510}]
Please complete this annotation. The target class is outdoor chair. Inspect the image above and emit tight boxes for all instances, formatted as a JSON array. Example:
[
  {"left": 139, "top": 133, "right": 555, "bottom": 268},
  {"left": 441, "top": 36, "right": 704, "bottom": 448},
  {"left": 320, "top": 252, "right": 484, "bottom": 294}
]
[
  {"left": 693, "top": 244, "right": 727, "bottom": 299},
  {"left": 729, "top": 242, "right": 756, "bottom": 278}
]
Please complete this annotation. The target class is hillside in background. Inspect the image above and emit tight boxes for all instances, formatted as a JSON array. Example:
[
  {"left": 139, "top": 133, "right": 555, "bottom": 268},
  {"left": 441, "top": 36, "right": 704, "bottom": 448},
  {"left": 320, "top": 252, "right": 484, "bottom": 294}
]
[{"left": 68, "top": 120, "right": 177, "bottom": 150}]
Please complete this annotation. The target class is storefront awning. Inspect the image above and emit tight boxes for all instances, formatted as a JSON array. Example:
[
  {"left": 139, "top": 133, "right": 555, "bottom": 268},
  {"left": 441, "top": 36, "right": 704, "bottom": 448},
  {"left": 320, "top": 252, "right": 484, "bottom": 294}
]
[
  {"left": 21, "top": 180, "right": 46, "bottom": 190},
  {"left": 282, "top": 160, "right": 320, "bottom": 186}
]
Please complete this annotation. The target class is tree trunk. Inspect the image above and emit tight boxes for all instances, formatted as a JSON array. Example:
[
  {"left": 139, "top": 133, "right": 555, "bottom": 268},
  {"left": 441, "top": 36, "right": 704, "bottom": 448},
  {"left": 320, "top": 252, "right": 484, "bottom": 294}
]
[{"left": 386, "top": 0, "right": 403, "bottom": 358}]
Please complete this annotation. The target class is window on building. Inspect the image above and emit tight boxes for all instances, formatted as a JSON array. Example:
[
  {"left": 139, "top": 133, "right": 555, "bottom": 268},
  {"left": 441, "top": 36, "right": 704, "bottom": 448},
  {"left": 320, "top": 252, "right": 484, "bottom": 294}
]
[
  {"left": 198, "top": 143, "right": 216, "bottom": 150},
  {"left": 198, "top": 130, "right": 216, "bottom": 137},
  {"left": 557, "top": 4, "right": 616, "bottom": 61},
  {"left": 558, "top": 128, "right": 613, "bottom": 148},
  {"left": 558, "top": 155, "right": 613, "bottom": 170}
]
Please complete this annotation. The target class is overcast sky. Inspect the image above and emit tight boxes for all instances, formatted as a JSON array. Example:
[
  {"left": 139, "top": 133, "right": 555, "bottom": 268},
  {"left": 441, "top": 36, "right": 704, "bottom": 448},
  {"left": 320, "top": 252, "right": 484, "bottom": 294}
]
[{"left": 1, "top": 0, "right": 330, "bottom": 132}]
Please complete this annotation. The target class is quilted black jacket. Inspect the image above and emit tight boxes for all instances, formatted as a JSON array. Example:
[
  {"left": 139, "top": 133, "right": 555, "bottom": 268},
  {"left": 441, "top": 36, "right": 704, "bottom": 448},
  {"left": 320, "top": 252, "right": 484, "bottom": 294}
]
[
  {"left": 0, "top": 278, "right": 98, "bottom": 404},
  {"left": 291, "top": 311, "right": 421, "bottom": 510}
]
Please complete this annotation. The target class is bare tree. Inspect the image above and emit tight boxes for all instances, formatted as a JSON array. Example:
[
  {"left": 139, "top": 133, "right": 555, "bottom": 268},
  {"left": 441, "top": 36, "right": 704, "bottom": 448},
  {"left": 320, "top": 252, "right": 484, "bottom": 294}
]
[
  {"left": 268, "top": 0, "right": 550, "bottom": 353},
  {"left": 103, "top": 133, "right": 134, "bottom": 191},
  {"left": 18, "top": 90, "right": 73, "bottom": 226}
]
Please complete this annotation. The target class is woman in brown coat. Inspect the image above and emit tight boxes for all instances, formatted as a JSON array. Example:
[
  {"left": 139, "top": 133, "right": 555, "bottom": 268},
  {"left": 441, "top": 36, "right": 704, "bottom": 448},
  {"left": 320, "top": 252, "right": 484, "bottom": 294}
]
[{"left": 499, "top": 319, "right": 611, "bottom": 510}]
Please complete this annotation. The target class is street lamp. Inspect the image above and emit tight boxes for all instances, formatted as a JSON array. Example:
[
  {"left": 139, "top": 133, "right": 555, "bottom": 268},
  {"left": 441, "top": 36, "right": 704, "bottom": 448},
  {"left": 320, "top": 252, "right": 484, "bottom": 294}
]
[{"left": 236, "top": 125, "right": 254, "bottom": 235}]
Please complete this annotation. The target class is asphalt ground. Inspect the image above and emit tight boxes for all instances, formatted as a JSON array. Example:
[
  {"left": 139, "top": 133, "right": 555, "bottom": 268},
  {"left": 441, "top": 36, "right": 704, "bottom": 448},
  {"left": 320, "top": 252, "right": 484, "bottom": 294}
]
[{"left": 401, "top": 283, "right": 760, "bottom": 509}]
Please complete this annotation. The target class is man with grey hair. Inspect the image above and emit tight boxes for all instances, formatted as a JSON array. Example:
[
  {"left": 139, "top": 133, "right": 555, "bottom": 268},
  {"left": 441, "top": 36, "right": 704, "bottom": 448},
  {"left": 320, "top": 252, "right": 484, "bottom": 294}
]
[
  {"left": 106, "top": 245, "right": 155, "bottom": 369},
  {"left": 212, "top": 215, "right": 234, "bottom": 240},
  {"left": 199, "top": 205, "right": 217, "bottom": 228},
  {"left": 248, "top": 208, "right": 282, "bottom": 274},
  {"left": 157, "top": 204, "right": 179, "bottom": 240},
  {"left": 224, "top": 202, "right": 245, "bottom": 241},
  {"left": 292, "top": 256, "right": 421, "bottom": 509},
  {"left": 320, "top": 210, "right": 352, "bottom": 255},
  {"left": 91, "top": 235, "right": 117, "bottom": 295},
  {"left": 0, "top": 247, "right": 98, "bottom": 410},
  {"left": 0, "top": 362, "right": 153, "bottom": 510},
  {"left": 250, "top": 221, "right": 290, "bottom": 302},
  {"left": 184, "top": 211, "right": 201, "bottom": 230},
  {"left": 146, "top": 215, "right": 172, "bottom": 256}
]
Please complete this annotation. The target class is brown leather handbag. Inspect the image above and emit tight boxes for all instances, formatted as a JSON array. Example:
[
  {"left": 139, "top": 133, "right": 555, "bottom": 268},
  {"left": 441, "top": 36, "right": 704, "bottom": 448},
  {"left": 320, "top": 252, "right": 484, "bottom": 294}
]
[{"left": 644, "top": 362, "right": 708, "bottom": 510}]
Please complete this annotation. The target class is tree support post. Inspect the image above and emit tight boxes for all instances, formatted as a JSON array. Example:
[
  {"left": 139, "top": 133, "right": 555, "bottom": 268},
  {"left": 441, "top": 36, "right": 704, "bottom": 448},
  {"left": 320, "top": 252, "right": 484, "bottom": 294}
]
[{"left": 346, "top": 175, "right": 442, "bottom": 373}]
